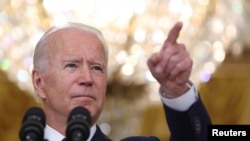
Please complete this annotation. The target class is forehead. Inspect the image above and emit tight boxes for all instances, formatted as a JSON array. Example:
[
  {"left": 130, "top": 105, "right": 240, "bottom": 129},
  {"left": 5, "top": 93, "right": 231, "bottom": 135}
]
[
  {"left": 45, "top": 28, "right": 106, "bottom": 58},
  {"left": 46, "top": 28, "right": 104, "bottom": 50}
]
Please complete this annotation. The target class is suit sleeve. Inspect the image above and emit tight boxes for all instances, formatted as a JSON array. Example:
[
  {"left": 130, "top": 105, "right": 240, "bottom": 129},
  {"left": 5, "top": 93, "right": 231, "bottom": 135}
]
[{"left": 163, "top": 96, "right": 211, "bottom": 141}]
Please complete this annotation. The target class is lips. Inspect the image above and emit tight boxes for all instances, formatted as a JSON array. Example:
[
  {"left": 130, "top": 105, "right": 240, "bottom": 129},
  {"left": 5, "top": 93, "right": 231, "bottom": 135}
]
[{"left": 72, "top": 94, "right": 96, "bottom": 101}]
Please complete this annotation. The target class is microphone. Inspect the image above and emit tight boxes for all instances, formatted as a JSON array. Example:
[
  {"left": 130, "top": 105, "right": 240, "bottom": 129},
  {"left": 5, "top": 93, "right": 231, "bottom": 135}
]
[
  {"left": 19, "top": 107, "right": 46, "bottom": 141},
  {"left": 66, "top": 106, "right": 91, "bottom": 141}
]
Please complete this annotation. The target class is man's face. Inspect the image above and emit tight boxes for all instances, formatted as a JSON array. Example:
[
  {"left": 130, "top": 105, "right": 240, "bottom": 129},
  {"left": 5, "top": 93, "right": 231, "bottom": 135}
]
[{"left": 37, "top": 28, "right": 107, "bottom": 125}]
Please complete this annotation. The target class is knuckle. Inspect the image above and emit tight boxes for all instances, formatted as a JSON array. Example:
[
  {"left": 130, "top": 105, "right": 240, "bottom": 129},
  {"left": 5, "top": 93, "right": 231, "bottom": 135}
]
[{"left": 178, "top": 44, "right": 186, "bottom": 50}]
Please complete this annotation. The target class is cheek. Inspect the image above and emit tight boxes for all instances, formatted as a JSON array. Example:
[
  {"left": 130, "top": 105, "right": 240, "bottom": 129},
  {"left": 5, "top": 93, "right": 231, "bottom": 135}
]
[
  {"left": 44, "top": 73, "right": 72, "bottom": 97},
  {"left": 94, "top": 77, "right": 107, "bottom": 101},
  {"left": 95, "top": 76, "right": 107, "bottom": 92},
  {"left": 94, "top": 79, "right": 106, "bottom": 113}
]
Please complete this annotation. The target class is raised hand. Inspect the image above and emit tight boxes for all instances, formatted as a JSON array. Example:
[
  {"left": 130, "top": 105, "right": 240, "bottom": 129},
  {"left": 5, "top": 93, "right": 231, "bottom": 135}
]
[{"left": 147, "top": 22, "right": 193, "bottom": 98}]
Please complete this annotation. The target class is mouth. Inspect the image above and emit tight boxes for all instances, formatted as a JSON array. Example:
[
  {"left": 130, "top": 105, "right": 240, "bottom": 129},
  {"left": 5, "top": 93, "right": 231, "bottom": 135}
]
[{"left": 72, "top": 95, "right": 96, "bottom": 101}]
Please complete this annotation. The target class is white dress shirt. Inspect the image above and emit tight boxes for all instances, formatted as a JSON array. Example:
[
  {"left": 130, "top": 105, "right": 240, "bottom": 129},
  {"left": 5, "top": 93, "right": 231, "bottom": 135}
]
[
  {"left": 44, "top": 84, "right": 198, "bottom": 141},
  {"left": 160, "top": 83, "right": 198, "bottom": 111},
  {"left": 44, "top": 124, "right": 96, "bottom": 141}
]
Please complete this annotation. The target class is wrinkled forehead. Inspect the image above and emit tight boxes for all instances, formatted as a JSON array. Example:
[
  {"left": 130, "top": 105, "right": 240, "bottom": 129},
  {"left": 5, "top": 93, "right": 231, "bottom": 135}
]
[
  {"left": 38, "top": 23, "right": 108, "bottom": 59},
  {"left": 34, "top": 23, "right": 109, "bottom": 70},
  {"left": 47, "top": 28, "right": 107, "bottom": 64},
  {"left": 46, "top": 28, "right": 105, "bottom": 54}
]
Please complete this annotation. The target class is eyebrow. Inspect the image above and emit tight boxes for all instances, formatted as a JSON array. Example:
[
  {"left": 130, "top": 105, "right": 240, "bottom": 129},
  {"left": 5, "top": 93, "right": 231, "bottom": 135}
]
[
  {"left": 90, "top": 61, "right": 106, "bottom": 69},
  {"left": 64, "top": 58, "right": 80, "bottom": 62},
  {"left": 63, "top": 58, "right": 82, "bottom": 64},
  {"left": 63, "top": 58, "right": 106, "bottom": 67}
]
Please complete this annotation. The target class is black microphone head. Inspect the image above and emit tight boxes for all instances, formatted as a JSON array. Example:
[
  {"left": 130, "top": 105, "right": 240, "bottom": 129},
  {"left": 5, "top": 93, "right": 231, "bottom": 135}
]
[
  {"left": 67, "top": 106, "right": 91, "bottom": 124},
  {"left": 66, "top": 106, "right": 91, "bottom": 141},
  {"left": 21, "top": 107, "right": 46, "bottom": 126},
  {"left": 19, "top": 107, "right": 45, "bottom": 141}
]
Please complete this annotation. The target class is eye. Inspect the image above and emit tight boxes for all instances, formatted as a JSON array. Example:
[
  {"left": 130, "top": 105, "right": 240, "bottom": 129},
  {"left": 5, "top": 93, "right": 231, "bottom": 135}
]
[
  {"left": 91, "top": 65, "right": 104, "bottom": 73},
  {"left": 65, "top": 63, "right": 78, "bottom": 69}
]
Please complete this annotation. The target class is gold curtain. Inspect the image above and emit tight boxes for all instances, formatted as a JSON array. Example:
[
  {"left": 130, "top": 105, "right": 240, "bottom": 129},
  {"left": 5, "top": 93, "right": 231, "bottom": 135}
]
[
  {"left": 199, "top": 47, "right": 250, "bottom": 124},
  {"left": 0, "top": 70, "right": 41, "bottom": 141}
]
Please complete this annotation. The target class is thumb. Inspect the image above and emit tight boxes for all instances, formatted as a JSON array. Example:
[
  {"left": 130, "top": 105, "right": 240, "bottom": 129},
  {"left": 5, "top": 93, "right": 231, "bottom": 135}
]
[{"left": 147, "top": 52, "right": 162, "bottom": 69}]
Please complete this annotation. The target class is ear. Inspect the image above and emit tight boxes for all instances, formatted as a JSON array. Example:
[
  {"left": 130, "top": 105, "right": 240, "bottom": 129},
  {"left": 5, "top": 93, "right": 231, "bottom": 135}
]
[{"left": 32, "top": 69, "right": 47, "bottom": 100}]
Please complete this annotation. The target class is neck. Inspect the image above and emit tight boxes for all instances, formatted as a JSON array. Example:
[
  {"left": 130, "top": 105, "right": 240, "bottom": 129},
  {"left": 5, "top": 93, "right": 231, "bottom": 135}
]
[{"left": 44, "top": 108, "right": 68, "bottom": 135}]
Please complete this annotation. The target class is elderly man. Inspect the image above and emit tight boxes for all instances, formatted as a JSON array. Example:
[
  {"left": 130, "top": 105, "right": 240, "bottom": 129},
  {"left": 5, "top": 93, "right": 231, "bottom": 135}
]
[{"left": 31, "top": 22, "right": 211, "bottom": 141}]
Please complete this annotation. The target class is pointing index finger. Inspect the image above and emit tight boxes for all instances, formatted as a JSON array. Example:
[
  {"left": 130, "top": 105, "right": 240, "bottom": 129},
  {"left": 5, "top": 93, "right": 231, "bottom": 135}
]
[{"left": 165, "top": 22, "right": 183, "bottom": 44}]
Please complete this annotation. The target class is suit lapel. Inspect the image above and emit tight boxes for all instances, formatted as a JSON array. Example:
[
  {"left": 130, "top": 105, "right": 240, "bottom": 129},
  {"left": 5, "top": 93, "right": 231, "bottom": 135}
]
[
  {"left": 91, "top": 125, "right": 159, "bottom": 141},
  {"left": 91, "top": 125, "right": 112, "bottom": 141}
]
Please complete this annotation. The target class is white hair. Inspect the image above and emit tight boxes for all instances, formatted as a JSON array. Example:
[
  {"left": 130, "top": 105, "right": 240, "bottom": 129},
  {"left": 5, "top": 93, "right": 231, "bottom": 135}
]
[{"left": 33, "top": 22, "right": 109, "bottom": 72}]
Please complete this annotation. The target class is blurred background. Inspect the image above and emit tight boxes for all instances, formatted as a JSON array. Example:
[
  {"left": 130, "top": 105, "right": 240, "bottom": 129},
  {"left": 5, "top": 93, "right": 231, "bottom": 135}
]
[{"left": 0, "top": 0, "right": 249, "bottom": 140}]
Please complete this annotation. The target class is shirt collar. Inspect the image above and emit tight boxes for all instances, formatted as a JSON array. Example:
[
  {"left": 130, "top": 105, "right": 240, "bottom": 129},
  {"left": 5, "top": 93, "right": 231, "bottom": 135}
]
[{"left": 44, "top": 124, "right": 97, "bottom": 141}]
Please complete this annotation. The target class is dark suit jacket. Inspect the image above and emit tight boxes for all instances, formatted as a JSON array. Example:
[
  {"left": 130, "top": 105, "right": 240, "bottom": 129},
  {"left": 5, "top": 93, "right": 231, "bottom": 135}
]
[
  {"left": 92, "top": 126, "right": 159, "bottom": 141},
  {"left": 91, "top": 97, "right": 211, "bottom": 141}
]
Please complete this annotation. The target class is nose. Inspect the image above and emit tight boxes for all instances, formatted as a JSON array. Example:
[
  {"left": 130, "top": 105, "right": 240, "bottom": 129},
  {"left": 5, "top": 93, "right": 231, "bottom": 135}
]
[{"left": 77, "top": 65, "right": 93, "bottom": 86}]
